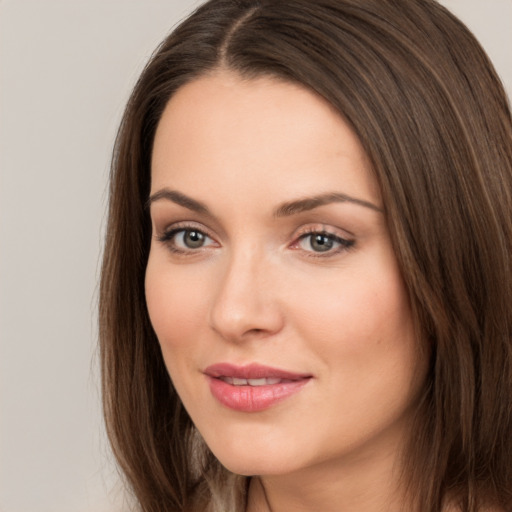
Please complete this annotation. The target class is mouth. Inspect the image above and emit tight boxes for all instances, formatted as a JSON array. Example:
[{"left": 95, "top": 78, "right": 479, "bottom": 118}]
[
  {"left": 218, "top": 376, "right": 293, "bottom": 386},
  {"left": 204, "top": 363, "right": 312, "bottom": 412}
]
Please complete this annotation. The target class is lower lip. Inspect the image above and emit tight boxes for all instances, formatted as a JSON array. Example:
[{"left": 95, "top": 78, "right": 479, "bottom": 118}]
[{"left": 207, "top": 377, "right": 310, "bottom": 412}]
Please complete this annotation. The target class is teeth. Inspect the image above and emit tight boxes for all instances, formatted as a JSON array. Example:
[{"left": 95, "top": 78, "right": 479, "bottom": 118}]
[
  {"left": 263, "top": 378, "right": 282, "bottom": 385},
  {"left": 247, "top": 378, "right": 267, "bottom": 386},
  {"left": 220, "top": 377, "right": 283, "bottom": 386}
]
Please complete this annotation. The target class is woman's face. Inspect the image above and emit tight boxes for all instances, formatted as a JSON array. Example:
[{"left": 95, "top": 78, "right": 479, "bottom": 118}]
[{"left": 146, "top": 71, "right": 426, "bottom": 478}]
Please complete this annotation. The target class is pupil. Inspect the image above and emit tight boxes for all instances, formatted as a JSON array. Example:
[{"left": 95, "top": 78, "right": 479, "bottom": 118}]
[
  {"left": 312, "top": 234, "right": 333, "bottom": 252},
  {"left": 185, "top": 230, "right": 204, "bottom": 248}
]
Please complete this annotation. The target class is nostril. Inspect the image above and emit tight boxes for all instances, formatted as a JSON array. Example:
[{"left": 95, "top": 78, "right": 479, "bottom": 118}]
[{"left": 208, "top": 269, "right": 285, "bottom": 341}]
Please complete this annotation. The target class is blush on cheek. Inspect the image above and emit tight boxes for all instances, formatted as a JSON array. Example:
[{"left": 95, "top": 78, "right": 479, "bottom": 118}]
[
  {"left": 295, "top": 276, "right": 412, "bottom": 367},
  {"left": 145, "top": 265, "right": 211, "bottom": 352}
]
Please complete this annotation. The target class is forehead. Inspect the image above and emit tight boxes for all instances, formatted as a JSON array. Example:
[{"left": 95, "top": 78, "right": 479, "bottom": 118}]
[{"left": 150, "top": 71, "right": 380, "bottom": 208}]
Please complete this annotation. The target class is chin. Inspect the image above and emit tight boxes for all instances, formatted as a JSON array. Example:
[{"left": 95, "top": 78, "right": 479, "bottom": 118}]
[
  {"left": 206, "top": 438, "right": 303, "bottom": 477},
  {"left": 217, "top": 456, "right": 295, "bottom": 477}
]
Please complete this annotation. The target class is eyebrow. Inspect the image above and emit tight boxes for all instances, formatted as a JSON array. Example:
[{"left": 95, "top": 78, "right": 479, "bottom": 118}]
[
  {"left": 273, "top": 192, "right": 382, "bottom": 217},
  {"left": 146, "top": 189, "right": 210, "bottom": 215},
  {"left": 146, "top": 188, "right": 382, "bottom": 217}
]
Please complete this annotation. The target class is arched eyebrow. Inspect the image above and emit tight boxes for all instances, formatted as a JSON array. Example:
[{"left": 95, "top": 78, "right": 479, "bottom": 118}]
[
  {"left": 273, "top": 192, "right": 382, "bottom": 217},
  {"left": 146, "top": 189, "right": 210, "bottom": 215},
  {"left": 146, "top": 188, "right": 382, "bottom": 217}
]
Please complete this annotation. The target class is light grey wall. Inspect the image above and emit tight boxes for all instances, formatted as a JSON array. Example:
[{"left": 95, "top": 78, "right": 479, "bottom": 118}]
[
  {"left": 0, "top": 1, "right": 510, "bottom": 511},
  {"left": 0, "top": 2, "right": 201, "bottom": 511}
]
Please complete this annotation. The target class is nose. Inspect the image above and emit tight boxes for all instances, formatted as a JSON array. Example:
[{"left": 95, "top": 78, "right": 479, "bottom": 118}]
[{"left": 208, "top": 248, "right": 285, "bottom": 343}]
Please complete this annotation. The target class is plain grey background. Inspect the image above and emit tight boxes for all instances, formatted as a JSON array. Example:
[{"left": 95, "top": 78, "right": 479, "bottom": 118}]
[{"left": 0, "top": 1, "right": 510, "bottom": 511}]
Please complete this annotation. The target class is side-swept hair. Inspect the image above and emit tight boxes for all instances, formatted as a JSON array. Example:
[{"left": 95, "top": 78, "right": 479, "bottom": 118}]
[{"left": 99, "top": 1, "right": 512, "bottom": 510}]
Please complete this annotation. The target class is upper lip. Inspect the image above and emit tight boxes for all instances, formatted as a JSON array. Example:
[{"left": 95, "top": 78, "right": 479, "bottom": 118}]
[{"left": 204, "top": 363, "right": 312, "bottom": 380}]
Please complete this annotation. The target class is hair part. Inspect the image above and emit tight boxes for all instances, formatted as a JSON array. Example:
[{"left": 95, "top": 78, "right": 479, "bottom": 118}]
[{"left": 100, "top": 1, "right": 512, "bottom": 510}]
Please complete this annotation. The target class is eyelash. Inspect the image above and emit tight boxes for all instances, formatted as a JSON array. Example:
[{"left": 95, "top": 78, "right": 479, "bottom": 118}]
[
  {"left": 156, "top": 222, "right": 217, "bottom": 255},
  {"left": 293, "top": 228, "right": 355, "bottom": 258},
  {"left": 156, "top": 223, "right": 355, "bottom": 258}
]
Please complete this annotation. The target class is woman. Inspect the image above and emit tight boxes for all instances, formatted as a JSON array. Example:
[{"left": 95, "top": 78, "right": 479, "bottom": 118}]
[{"left": 99, "top": 0, "right": 512, "bottom": 511}]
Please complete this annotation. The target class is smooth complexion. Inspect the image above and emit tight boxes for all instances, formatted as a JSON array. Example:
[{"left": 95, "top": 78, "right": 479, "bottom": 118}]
[{"left": 146, "top": 71, "right": 428, "bottom": 512}]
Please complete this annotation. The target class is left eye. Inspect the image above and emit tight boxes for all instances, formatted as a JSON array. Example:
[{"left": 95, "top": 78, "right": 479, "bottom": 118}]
[
  {"left": 297, "top": 232, "right": 352, "bottom": 253},
  {"left": 167, "top": 229, "right": 215, "bottom": 250}
]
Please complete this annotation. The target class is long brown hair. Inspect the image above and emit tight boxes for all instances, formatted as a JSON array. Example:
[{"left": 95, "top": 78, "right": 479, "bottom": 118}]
[{"left": 99, "top": 1, "right": 512, "bottom": 510}]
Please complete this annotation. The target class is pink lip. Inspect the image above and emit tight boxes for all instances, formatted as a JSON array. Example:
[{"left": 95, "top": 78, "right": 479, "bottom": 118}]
[{"left": 204, "top": 363, "right": 312, "bottom": 412}]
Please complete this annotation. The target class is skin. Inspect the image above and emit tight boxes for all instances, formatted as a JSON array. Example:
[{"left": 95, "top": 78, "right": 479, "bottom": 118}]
[{"left": 146, "top": 70, "right": 428, "bottom": 512}]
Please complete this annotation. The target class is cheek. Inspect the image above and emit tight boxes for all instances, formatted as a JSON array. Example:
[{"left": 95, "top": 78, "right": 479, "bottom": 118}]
[
  {"left": 286, "top": 251, "right": 422, "bottom": 403},
  {"left": 287, "top": 265, "right": 423, "bottom": 446},
  {"left": 145, "top": 252, "right": 211, "bottom": 362},
  {"left": 290, "top": 263, "right": 412, "bottom": 353}
]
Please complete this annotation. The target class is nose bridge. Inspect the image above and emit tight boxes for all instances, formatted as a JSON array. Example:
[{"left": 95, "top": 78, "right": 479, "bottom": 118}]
[{"left": 209, "top": 241, "right": 283, "bottom": 341}]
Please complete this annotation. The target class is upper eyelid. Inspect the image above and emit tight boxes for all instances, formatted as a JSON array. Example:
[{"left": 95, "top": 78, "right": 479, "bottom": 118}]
[
  {"left": 157, "top": 221, "right": 214, "bottom": 237},
  {"left": 155, "top": 221, "right": 355, "bottom": 245},
  {"left": 297, "top": 231, "right": 349, "bottom": 242},
  {"left": 160, "top": 226, "right": 214, "bottom": 240},
  {"left": 154, "top": 217, "right": 228, "bottom": 242},
  {"left": 293, "top": 230, "right": 353, "bottom": 248},
  {"left": 292, "top": 223, "right": 355, "bottom": 240}
]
